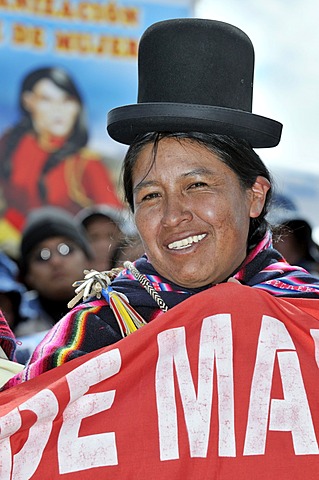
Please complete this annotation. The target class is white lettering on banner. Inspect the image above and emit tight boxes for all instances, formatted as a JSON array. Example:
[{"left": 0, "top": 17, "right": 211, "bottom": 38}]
[
  {"left": 0, "top": 389, "right": 59, "bottom": 480},
  {"left": 244, "top": 316, "right": 318, "bottom": 456},
  {"left": 156, "top": 314, "right": 235, "bottom": 461},
  {"left": 270, "top": 350, "right": 318, "bottom": 453},
  {"left": 1, "top": 315, "right": 319, "bottom": 477},
  {"left": 310, "top": 329, "right": 319, "bottom": 366},
  {"left": 0, "top": 407, "right": 22, "bottom": 480},
  {"left": 58, "top": 348, "right": 121, "bottom": 474}
]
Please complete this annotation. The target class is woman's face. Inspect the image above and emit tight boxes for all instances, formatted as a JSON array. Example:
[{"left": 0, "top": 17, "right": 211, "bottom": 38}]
[
  {"left": 22, "top": 78, "right": 81, "bottom": 138},
  {"left": 84, "top": 216, "right": 123, "bottom": 271},
  {"left": 133, "top": 138, "right": 269, "bottom": 288}
]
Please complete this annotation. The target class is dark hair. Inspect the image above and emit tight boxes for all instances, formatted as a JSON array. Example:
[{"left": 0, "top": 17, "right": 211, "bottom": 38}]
[
  {"left": 0, "top": 67, "right": 88, "bottom": 201},
  {"left": 122, "top": 132, "right": 273, "bottom": 249}
]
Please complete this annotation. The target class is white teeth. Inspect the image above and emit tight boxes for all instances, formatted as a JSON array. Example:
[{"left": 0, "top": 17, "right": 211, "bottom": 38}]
[{"left": 168, "top": 234, "right": 206, "bottom": 250}]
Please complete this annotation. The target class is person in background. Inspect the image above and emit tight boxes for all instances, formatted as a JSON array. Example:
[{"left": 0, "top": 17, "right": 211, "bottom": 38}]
[
  {"left": 4, "top": 18, "right": 319, "bottom": 390},
  {"left": 0, "top": 66, "right": 122, "bottom": 258},
  {"left": 111, "top": 233, "right": 145, "bottom": 268},
  {"left": 17, "top": 205, "right": 93, "bottom": 337},
  {"left": 268, "top": 193, "right": 319, "bottom": 275},
  {"left": 0, "top": 308, "right": 21, "bottom": 367},
  {"left": 75, "top": 204, "right": 127, "bottom": 271},
  {"left": 0, "top": 250, "right": 30, "bottom": 333}
]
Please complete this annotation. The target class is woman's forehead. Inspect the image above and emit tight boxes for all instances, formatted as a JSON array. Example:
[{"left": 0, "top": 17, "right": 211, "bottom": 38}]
[
  {"left": 32, "top": 78, "right": 69, "bottom": 99},
  {"left": 133, "top": 138, "right": 230, "bottom": 180},
  {"left": 32, "top": 236, "right": 73, "bottom": 250}
]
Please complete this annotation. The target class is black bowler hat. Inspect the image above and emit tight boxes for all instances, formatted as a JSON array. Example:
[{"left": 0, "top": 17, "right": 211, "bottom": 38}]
[{"left": 107, "top": 18, "right": 282, "bottom": 148}]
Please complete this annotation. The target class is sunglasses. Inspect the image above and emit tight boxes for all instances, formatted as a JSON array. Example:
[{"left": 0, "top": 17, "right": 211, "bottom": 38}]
[{"left": 30, "top": 242, "right": 77, "bottom": 263}]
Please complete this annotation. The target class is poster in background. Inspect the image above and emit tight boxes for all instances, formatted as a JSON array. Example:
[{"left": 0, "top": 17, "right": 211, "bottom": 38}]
[{"left": 0, "top": 0, "right": 194, "bottom": 256}]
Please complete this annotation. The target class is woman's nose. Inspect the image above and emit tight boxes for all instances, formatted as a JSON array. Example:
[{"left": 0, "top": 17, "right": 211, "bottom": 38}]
[
  {"left": 161, "top": 195, "right": 193, "bottom": 227},
  {"left": 47, "top": 251, "right": 67, "bottom": 266}
]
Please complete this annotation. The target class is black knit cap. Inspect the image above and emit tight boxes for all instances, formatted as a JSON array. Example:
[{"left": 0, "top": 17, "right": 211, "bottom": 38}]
[
  {"left": 20, "top": 206, "right": 93, "bottom": 273},
  {"left": 107, "top": 18, "right": 282, "bottom": 148}
]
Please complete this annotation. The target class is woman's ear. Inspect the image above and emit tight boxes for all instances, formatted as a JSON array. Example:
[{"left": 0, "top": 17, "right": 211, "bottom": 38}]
[{"left": 249, "top": 176, "right": 270, "bottom": 218}]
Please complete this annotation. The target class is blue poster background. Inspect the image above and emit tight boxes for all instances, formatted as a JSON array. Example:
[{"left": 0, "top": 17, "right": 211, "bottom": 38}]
[
  {"left": 0, "top": 1, "right": 194, "bottom": 255},
  {"left": 0, "top": 1, "right": 194, "bottom": 159}
]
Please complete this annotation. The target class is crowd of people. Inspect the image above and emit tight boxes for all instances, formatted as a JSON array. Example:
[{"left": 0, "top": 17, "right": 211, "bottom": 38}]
[
  {"left": 2, "top": 191, "right": 317, "bottom": 365},
  {"left": 0, "top": 65, "right": 146, "bottom": 358},
  {"left": 1, "top": 191, "right": 317, "bottom": 367},
  {"left": 0, "top": 203, "right": 144, "bottom": 362},
  {"left": 268, "top": 193, "right": 319, "bottom": 275}
]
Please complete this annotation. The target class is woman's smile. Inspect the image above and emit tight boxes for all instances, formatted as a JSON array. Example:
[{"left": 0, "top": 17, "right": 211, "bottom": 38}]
[{"left": 167, "top": 233, "right": 207, "bottom": 250}]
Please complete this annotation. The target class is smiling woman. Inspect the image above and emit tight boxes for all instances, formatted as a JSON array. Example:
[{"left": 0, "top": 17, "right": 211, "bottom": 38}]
[
  {"left": 2, "top": 18, "right": 319, "bottom": 389},
  {"left": 127, "top": 133, "right": 270, "bottom": 288}
]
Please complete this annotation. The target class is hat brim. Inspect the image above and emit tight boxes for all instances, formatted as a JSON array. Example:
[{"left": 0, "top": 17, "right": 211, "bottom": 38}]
[{"left": 107, "top": 103, "right": 282, "bottom": 148}]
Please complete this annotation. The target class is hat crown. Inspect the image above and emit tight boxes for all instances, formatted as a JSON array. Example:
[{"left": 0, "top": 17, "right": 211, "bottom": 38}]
[
  {"left": 107, "top": 18, "right": 282, "bottom": 148},
  {"left": 138, "top": 18, "right": 254, "bottom": 112}
]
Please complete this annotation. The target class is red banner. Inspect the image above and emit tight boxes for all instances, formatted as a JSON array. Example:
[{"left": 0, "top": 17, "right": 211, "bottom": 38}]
[{"left": 1, "top": 283, "right": 319, "bottom": 479}]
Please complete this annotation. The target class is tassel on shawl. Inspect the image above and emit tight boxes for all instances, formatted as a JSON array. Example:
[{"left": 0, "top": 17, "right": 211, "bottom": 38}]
[{"left": 68, "top": 268, "right": 147, "bottom": 338}]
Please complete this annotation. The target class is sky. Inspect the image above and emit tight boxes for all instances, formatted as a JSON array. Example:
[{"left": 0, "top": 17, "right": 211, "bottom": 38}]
[
  {"left": 195, "top": 0, "right": 318, "bottom": 175},
  {"left": 194, "top": 0, "right": 319, "bottom": 232}
]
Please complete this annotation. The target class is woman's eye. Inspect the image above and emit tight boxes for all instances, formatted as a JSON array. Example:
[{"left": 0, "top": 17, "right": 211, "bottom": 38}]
[
  {"left": 142, "top": 192, "right": 160, "bottom": 201},
  {"left": 189, "top": 182, "right": 207, "bottom": 189}
]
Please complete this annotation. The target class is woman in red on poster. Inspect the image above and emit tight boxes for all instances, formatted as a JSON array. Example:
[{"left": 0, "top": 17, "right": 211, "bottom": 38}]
[{"left": 0, "top": 66, "right": 122, "bottom": 233}]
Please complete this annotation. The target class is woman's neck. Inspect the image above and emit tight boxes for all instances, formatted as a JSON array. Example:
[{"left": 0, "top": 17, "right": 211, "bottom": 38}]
[{"left": 37, "top": 132, "right": 66, "bottom": 152}]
